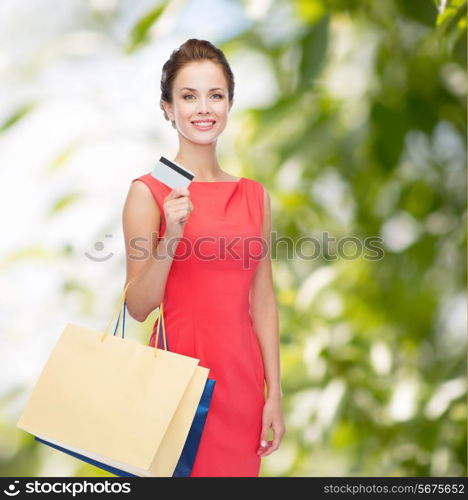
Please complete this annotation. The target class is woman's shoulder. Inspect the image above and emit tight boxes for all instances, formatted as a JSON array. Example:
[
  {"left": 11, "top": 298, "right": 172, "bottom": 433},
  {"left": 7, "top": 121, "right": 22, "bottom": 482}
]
[
  {"left": 242, "top": 176, "right": 264, "bottom": 188},
  {"left": 243, "top": 177, "right": 267, "bottom": 198},
  {"left": 131, "top": 171, "right": 172, "bottom": 192},
  {"left": 242, "top": 178, "right": 267, "bottom": 215}
]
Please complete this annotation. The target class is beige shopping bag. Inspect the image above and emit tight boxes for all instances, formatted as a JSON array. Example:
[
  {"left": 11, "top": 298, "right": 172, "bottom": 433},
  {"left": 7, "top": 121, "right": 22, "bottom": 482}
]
[{"left": 16, "top": 282, "right": 210, "bottom": 477}]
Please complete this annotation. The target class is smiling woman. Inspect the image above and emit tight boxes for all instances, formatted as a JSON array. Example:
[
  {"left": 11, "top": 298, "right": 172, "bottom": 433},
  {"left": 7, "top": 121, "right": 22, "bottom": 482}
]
[
  {"left": 122, "top": 38, "right": 285, "bottom": 477},
  {"left": 159, "top": 43, "right": 234, "bottom": 133},
  {"left": 159, "top": 57, "right": 233, "bottom": 157}
]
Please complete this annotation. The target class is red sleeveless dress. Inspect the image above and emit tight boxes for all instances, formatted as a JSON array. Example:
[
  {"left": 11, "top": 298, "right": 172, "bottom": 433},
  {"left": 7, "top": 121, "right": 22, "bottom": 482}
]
[{"left": 131, "top": 173, "right": 266, "bottom": 477}]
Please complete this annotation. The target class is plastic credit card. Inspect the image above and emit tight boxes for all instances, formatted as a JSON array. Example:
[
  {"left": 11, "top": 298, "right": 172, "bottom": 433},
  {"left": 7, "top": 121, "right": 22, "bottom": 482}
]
[{"left": 151, "top": 156, "right": 195, "bottom": 189}]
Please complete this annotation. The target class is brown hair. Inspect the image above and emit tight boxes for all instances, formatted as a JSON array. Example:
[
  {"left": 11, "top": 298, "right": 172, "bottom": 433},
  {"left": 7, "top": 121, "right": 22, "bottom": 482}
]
[{"left": 160, "top": 39, "right": 235, "bottom": 129}]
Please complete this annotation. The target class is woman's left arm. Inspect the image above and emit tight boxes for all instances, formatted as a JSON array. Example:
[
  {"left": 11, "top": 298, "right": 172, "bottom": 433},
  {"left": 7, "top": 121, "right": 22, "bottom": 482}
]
[{"left": 250, "top": 185, "right": 286, "bottom": 457}]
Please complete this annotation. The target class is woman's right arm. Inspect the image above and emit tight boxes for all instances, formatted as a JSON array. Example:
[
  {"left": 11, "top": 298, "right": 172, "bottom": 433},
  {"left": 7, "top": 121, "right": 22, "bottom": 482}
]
[{"left": 122, "top": 180, "right": 174, "bottom": 322}]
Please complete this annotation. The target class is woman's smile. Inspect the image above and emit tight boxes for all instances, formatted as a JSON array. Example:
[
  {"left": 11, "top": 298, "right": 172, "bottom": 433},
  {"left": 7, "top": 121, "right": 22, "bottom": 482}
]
[{"left": 191, "top": 120, "right": 216, "bottom": 131}]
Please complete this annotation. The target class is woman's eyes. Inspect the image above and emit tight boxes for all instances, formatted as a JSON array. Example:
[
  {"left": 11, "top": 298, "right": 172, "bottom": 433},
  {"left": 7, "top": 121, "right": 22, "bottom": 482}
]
[{"left": 183, "top": 94, "right": 223, "bottom": 100}]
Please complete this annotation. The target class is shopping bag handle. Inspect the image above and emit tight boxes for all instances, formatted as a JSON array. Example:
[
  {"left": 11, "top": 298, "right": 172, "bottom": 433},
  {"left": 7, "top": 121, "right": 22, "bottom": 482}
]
[
  {"left": 102, "top": 281, "right": 130, "bottom": 337},
  {"left": 153, "top": 301, "right": 168, "bottom": 351},
  {"left": 113, "top": 300, "right": 168, "bottom": 353},
  {"left": 100, "top": 281, "right": 168, "bottom": 356}
]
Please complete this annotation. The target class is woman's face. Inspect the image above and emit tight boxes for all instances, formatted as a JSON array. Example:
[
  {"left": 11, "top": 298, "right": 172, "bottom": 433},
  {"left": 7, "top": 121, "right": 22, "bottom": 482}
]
[{"left": 164, "top": 60, "right": 233, "bottom": 144}]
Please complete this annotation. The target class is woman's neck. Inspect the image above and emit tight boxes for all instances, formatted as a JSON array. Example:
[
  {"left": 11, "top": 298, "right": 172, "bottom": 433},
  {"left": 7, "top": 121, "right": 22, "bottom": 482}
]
[{"left": 173, "top": 155, "right": 225, "bottom": 182}]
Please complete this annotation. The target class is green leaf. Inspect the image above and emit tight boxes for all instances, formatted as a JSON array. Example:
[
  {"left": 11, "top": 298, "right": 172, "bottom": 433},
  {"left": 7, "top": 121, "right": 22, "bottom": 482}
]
[
  {"left": 126, "top": 5, "right": 165, "bottom": 53},
  {"left": 298, "top": 13, "right": 330, "bottom": 91},
  {"left": 49, "top": 193, "right": 83, "bottom": 215},
  {"left": 0, "top": 103, "right": 36, "bottom": 132},
  {"left": 436, "top": 0, "right": 467, "bottom": 31}
]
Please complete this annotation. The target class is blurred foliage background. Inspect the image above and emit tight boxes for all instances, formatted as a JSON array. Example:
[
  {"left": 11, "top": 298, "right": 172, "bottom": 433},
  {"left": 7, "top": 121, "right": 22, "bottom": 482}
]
[{"left": 0, "top": 0, "right": 466, "bottom": 477}]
